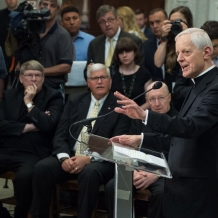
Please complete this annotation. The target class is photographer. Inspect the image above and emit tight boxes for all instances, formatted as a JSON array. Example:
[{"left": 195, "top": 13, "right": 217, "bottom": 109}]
[{"left": 154, "top": 6, "right": 193, "bottom": 110}]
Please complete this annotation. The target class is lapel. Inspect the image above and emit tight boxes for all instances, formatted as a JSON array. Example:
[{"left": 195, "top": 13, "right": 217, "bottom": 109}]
[
  {"left": 180, "top": 68, "right": 218, "bottom": 117},
  {"left": 32, "top": 86, "right": 46, "bottom": 109},
  {"left": 98, "top": 35, "right": 106, "bottom": 63},
  {"left": 92, "top": 92, "right": 115, "bottom": 133},
  {"left": 76, "top": 93, "right": 91, "bottom": 133}
]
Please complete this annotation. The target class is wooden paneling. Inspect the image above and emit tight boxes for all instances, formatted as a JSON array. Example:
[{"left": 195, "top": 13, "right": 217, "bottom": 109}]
[{"left": 72, "top": 0, "right": 165, "bottom": 36}]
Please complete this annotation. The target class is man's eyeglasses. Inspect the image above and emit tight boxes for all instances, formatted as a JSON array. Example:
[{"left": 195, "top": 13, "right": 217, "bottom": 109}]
[
  {"left": 88, "top": 76, "right": 109, "bottom": 82},
  {"left": 148, "top": 94, "right": 169, "bottom": 104},
  {"left": 22, "top": 73, "right": 43, "bottom": 79},
  {"left": 98, "top": 17, "right": 116, "bottom": 26}
]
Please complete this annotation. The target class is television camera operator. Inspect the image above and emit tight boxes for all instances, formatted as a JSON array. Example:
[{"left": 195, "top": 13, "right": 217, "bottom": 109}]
[{"left": 12, "top": 0, "right": 74, "bottom": 99}]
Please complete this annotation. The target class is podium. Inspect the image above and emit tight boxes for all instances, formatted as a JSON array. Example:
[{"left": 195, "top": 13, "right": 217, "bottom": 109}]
[{"left": 81, "top": 133, "right": 172, "bottom": 218}]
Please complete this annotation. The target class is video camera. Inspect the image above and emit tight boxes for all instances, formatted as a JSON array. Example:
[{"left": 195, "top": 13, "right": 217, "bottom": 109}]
[
  {"left": 10, "top": 1, "right": 50, "bottom": 36},
  {"left": 170, "top": 19, "right": 183, "bottom": 36}
]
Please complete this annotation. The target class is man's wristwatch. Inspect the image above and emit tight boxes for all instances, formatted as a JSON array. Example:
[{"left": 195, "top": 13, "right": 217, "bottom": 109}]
[
  {"left": 26, "top": 102, "right": 34, "bottom": 109},
  {"left": 159, "top": 36, "right": 168, "bottom": 44},
  {"left": 90, "top": 156, "right": 95, "bottom": 163},
  {"left": 60, "top": 157, "right": 69, "bottom": 163}
]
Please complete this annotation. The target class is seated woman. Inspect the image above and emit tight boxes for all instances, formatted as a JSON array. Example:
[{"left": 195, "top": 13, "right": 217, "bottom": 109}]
[
  {"left": 111, "top": 37, "right": 152, "bottom": 109},
  {"left": 117, "top": 6, "right": 146, "bottom": 41}
]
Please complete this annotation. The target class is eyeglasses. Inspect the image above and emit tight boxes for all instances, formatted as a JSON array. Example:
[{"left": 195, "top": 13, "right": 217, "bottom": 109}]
[
  {"left": 88, "top": 76, "right": 109, "bottom": 82},
  {"left": 22, "top": 73, "right": 43, "bottom": 79},
  {"left": 148, "top": 94, "right": 169, "bottom": 104},
  {"left": 98, "top": 17, "right": 116, "bottom": 26}
]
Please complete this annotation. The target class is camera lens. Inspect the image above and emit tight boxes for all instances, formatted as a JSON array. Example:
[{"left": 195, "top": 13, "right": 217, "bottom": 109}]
[{"left": 171, "top": 22, "right": 182, "bottom": 35}]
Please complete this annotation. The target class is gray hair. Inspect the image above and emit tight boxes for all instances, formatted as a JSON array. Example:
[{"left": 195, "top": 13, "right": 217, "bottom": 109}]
[
  {"left": 20, "top": 60, "right": 44, "bottom": 76},
  {"left": 39, "top": 0, "right": 62, "bottom": 8},
  {"left": 87, "top": 63, "right": 110, "bottom": 79},
  {"left": 96, "top": 5, "right": 117, "bottom": 21},
  {"left": 146, "top": 81, "right": 169, "bottom": 96},
  {"left": 175, "top": 28, "right": 213, "bottom": 52}
]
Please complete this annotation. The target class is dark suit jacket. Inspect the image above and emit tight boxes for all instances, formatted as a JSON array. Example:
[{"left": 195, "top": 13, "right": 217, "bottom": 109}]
[
  {"left": 145, "top": 67, "right": 218, "bottom": 217},
  {"left": 143, "top": 27, "right": 153, "bottom": 40},
  {"left": 0, "top": 85, "right": 63, "bottom": 159},
  {"left": 143, "top": 35, "right": 163, "bottom": 81},
  {"left": 84, "top": 29, "right": 144, "bottom": 80},
  {"left": 129, "top": 105, "right": 178, "bottom": 160},
  {"left": 52, "top": 91, "right": 131, "bottom": 155}
]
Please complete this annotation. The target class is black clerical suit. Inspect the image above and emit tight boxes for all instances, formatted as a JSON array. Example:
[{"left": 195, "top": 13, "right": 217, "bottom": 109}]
[
  {"left": 104, "top": 106, "right": 178, "bottom": 218},
  {"left": 145, "top": 66, "right": 218, "bottom": 218},
  {"left": 0, "top": 85, "right": 63, "bottom": 218},
  {"left": 30, "top": 91, "right": 130, "bottom": 218}
]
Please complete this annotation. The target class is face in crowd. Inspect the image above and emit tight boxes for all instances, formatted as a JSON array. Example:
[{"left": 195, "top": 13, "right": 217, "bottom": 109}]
[
  {"left": 98, "top": 11, "right": 119, "bottom": 38},
  {"left": 5, "top": 0, "right": 18, "bottom": 10},
  {"left": 61, "top": 10, "right": 81, "bottom": 36},
  {"left": 39, "top": 0, "right": 60, "bottom": 21},
  {"left": 146, "top": 82, "right": 171, "bottom": 114},
  {"left": 118, "top": 50, "right": 135, "bottom": 66},
  {"left": 149, "top": 11, "right": 166, "bottom": 39},
  {"left": 87, "top": 68, "right": 112, "bottom": 100},
  {"left": 19, "top": 70, "right": 45, "bottom": 92},
  {"left": 135, "top": 12, "right": 147, "bottom": 29}
]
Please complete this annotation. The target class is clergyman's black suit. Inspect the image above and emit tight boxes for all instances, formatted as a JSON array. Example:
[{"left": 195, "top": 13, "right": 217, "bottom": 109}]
[
  {"left": 104, "top": 106, "right": 178, "bottom": 218},
  {"left": 145, "top": 66, "right": 218, "bottom": 218},
  {"left": 0, "top": 86, "right": 63, "bottom": 218},
  {"left": 30, "top": 91, "right": 130, "bottom": 218}
]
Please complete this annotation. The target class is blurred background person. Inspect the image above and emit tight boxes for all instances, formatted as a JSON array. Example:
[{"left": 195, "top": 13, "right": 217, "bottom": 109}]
[
  {"left": 135, "top": 8, "right": 153, "bottom": 40},
  {"left": 111, "top": 37, "right": 152, "bottom": 109},
  {"left": 117, "top": 6, "right": 147, "bottom": 41},
  {"left": 0, "top": 0, "right": 18, "bottom": 90},
  {"left": 61, "top": 5, "right": 94, "bottom": 61},
  {"left": 154, "top": 5, "right": 193, "bottom": 110},
  {"left": 143, "top": 8, "right": 168, "bottom": 82},
  {"left": 201, "top": 20, "right": 218, "bottom": 66}
]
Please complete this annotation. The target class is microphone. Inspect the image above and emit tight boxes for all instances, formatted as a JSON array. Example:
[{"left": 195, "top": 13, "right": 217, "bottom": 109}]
[
  {"left": 72, "top": 81, "right": 163, "bottom": 127},
  {"left": 132, "top": 81, "right": 162, "bottom": 101}
]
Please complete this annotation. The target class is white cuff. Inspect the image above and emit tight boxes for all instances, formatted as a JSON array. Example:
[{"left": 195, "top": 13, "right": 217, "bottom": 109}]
[{"left": 57, "top": 153, "right": 70, "bottom": 162}]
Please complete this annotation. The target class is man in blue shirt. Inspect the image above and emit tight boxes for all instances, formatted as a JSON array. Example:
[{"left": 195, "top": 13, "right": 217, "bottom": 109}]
[{"left": 61, "top": 6, "right": 95, "bottom": 61}]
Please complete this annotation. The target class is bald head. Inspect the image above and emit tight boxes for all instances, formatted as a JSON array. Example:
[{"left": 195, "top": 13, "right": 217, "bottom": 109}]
[{"left": 146, "top": 82, "right": 171, "bottom": 113}]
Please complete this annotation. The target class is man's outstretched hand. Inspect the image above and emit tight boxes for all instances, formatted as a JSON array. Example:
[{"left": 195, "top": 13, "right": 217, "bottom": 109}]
[{"left": 114, "top": 91, "right": 146, "bottom": 121}]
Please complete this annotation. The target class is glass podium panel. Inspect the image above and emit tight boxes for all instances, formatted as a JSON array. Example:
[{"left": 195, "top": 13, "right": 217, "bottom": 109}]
[{"left": 81, "top": 133, "right": 172, "bottom": 179}]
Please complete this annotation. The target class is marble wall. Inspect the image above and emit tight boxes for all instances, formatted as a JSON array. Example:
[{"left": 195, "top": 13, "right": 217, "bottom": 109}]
[{"left": 165, "top": 0, "right": 218, "bottom": 27}]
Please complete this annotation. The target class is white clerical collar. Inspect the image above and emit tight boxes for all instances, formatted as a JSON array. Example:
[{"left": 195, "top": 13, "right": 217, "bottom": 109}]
[{"left": 191, "top": 65, "right": 215, "bottom": 84}]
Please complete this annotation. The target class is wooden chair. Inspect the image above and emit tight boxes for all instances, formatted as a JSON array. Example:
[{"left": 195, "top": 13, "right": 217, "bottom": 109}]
[
  {"left": 0, "top": 171, "right": 16, "bottom": 206},
  {"left": 54, "top": 180, "right": 104, "bottom": 218},
  {"left": 0, "top": 171, "right": 33, "bottom": 218},
  {"left": 133, "top": 189, "right": 152, "bottom": 218},
  {"left": 54, "top": 179, "right": 152, "bottom": 218}
]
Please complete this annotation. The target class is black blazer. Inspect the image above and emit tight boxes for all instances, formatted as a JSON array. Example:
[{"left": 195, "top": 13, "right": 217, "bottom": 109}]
[
  {"left": 143, "top": 35, "right": 163, "bottom": 81},
  {"left": 52, "top": 91, "right": 131, "bottom": 155},
  {"left": 0, "top": 86, "right": 63, "bottom": 159},
  {"left": 84, "top": 29, "right": 144, "bottom": 80},
  {"left": 145, "top": 67, "right": 218, "bottom": 217},
  {"left": 129, "top": 105, "right": 178, "bottom": 160},
  {"left": 143, "top": 27, "right": 153, "bottom": 40}
]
